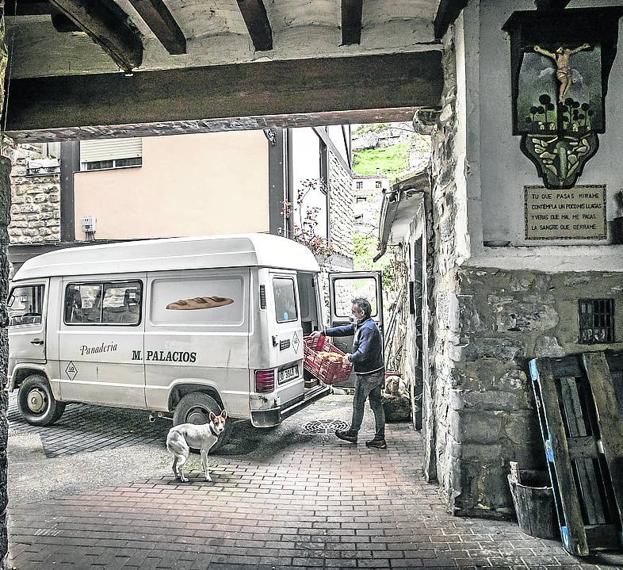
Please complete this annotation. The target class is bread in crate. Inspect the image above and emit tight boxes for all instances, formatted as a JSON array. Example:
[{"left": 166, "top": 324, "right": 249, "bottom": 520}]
[{"left": 303, "top": 336, "right": 352, "bottom": 384}]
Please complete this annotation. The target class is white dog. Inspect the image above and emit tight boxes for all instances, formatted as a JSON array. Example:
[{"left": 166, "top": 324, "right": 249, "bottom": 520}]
[{"left": 166, "top": 410, "right": 227, "bottom": 483}]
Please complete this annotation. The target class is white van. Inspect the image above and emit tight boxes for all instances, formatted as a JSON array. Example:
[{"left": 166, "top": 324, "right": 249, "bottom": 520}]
[{"left": 7, "top": 234, "right": 383, "bottom": 443}]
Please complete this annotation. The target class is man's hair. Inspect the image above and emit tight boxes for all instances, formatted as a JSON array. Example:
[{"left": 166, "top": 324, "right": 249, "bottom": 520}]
[{"left": 351, "top": 297, "right": 372, "bottom": 318}]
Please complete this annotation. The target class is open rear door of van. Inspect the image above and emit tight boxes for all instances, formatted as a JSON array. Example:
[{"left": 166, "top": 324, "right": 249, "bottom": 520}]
[{"left": 328, "top": 271, "right": 384, "bottom": 357}]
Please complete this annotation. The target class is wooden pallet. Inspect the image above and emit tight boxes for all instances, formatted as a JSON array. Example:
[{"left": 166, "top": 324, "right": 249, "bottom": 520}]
[{"left": 529, "top": 351, "right": 623, "bottom": 556}]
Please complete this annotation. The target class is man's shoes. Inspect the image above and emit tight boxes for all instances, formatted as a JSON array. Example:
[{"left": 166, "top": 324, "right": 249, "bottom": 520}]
[
  {"left": 365, "top": 438, "right": 387, "bottom": 449},
  {"left": 335, "top": 430, "right": 358, "bottom": 444}
]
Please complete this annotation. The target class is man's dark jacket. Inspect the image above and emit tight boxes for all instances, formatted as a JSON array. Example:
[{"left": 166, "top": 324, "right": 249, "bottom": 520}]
[{"left": 324, "top": 317, "right": 384, "bottom": 375}]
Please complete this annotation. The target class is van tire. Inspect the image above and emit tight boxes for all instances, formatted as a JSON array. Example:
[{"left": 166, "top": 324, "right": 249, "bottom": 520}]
[
  {"left": 18, "top": 375, "right": 66, "bottom": 426},
  {"left": 172, "top": 392, "right": 232, "bottom": 453}
]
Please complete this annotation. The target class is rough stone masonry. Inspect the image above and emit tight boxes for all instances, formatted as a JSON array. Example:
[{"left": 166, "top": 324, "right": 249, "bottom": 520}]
[
  {"left": 436, "top": 266, "right": 623, "bottom": 518},
  {"left": 0, "top": 155, "right": 11, "bottom": 565},
  {"left": 6, "top": 143, "right": 60, "bottom": 246}
]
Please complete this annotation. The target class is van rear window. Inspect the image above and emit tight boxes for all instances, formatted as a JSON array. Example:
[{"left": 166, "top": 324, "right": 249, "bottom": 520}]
[
  {"left": 273, "top": 277, "right": 297, "bottom": 323},
  {"left": 64, "top": 281, "right": 142, "bottom": 326}
]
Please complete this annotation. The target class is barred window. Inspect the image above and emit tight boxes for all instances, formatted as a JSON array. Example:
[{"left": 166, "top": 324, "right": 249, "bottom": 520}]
[{"left": 578, "top": 299, "right": 615, "bottom": 344}]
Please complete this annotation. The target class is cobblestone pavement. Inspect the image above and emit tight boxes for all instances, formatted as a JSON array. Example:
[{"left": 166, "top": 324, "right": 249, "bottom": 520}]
[
  {"left": 7, "top": 395, "right": 623, "bottom": 570},
  {"left": 7, "top": 392, "right": 170, "bottom": 457}
]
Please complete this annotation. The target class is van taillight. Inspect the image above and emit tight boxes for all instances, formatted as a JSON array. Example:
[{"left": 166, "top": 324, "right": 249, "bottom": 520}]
[{"left": 255, "top": 369, "right": 275, "bottom": 393}]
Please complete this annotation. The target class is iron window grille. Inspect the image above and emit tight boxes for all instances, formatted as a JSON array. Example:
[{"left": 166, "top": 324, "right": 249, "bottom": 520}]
[{"left": 578, "top": 298, "right": 615, "bottom": 344}]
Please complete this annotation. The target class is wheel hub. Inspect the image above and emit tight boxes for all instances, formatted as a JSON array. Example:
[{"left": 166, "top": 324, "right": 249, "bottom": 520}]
[
  {"left": 187, "top": 408, "right": 208, "bottom": 425},
  {"left": 27, "top": 388, "right": 47, "bottom": 414}
]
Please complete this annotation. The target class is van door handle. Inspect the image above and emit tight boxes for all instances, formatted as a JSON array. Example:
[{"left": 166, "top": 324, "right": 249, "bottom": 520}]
[
  {"left": 272, "top": 335, "right": 278, "bottom": 347},
  {"left": 31, "top": 338, "right": 44, "bottom": 345}
]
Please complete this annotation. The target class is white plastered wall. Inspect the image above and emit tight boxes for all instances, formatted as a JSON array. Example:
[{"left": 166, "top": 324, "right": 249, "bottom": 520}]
[
  {"left": 74, "top": 131, "right": 269, "bottom": 240},
  {"left": 459, "top": 0, "right": 623, "bottom": 272}
]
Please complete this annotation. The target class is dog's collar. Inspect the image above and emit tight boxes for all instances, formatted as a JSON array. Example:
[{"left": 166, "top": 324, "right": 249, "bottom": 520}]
[{"left": 209, "top": 423, "right": 219, "bottom": 437}]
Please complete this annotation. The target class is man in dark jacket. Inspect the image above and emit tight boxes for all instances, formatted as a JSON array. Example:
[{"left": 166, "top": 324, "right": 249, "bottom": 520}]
[{"left": 311, "top": 297, "right": 386, "bottom": 449}]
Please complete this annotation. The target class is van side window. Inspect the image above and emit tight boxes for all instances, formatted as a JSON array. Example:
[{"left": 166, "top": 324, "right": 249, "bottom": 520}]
[
  {"left": 273, "top": 277, "right": 298, "bottom": 323},
  {"left": 7, "top": 285, "right": 44, "bottom": 326},
  {"left": 64, "top": 282, "right": 142, "bottom": 326},
  {"left": 150, "top": 276, "right": 243, "bottom": 327}
]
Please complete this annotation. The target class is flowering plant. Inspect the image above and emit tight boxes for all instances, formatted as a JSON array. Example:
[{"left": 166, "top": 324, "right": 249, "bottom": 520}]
[{"left": 280, "top": 178, "right": 334, "bottom": 261}]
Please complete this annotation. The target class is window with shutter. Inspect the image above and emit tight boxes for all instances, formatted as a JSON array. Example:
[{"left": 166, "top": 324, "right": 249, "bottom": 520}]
[{"left": 80, "top": 138, "right": 143, "bottom": 171}]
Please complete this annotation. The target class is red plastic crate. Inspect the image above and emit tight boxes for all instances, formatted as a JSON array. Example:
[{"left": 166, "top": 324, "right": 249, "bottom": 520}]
[{"left": 303, "top": 336, "right": 353, "bottom": 385}]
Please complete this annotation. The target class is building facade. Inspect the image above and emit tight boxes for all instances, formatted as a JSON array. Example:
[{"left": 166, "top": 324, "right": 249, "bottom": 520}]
[
  {"left": 352, "top": 174, "right": 390, "bottom": 234},
  {"left": 376, "top": 0, "right": 623, "bottom": 520},
  {"left": 8, "top": 127, "right": 354, "bottom": 274}
]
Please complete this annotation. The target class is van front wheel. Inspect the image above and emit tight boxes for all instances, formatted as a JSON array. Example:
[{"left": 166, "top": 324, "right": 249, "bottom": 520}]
[
  {"left": 172, "top": 392, "right": 232, "bottom": 453},
  {"left": 18, "top": 375, "right": 66, "bottom": 426}
]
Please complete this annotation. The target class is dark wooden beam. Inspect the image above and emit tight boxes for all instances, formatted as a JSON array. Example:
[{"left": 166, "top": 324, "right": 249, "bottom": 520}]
[
  {"left": 434, "top": 0, "right": 469, "bottom": 40},
  {"left": 4, "top": 1, "right": 51, "bottom": 16},
  {"left": 7, "top": 109, "right": 422, "bottom": 143},
  {"left": 534, "top": 0, "right": 571, "bottom": 10},
  {"left": 49, "top": 0, "right": 143, "bottom": 72},
  {"left": 236, "top": 0, "right": 273, "bottom": 52},
  {"left": 126, "top": 0, "right": 186, "bottom": 55},
  {"left": 5, "top": 51, "right": 443, "bottom": 142},
  {"left": 341, "top": 0, "right": 363, "bottom": 46},
  {"left": 51, "top": 9, "right": 81, "bottom": 33}
]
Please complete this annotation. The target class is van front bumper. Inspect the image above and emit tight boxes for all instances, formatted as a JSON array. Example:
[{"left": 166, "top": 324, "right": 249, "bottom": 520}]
[{"left": 251, "top": 384, "right": 331, "bottom": 427}]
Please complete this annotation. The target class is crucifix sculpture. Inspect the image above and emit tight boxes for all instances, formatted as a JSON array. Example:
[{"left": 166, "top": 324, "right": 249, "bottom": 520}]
[{"left": 533, "top": 43, "right": 591, "bottom": 103}]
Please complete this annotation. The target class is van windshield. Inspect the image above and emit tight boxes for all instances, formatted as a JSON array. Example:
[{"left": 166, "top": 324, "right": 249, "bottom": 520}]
[
  {"left": 8, "top": 285, "right": 44, "bottom": 326},
  {"left": 273, "top": 277, "right": 297, "bottom": 323}
]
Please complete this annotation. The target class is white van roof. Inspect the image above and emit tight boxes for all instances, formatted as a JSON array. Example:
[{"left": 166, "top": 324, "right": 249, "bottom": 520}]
[{"left": 13, "top": 234, "right": 321, "bottom": 281}]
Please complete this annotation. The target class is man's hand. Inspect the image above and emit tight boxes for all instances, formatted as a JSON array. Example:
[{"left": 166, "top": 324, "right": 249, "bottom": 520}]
[
  {"left": 343, "top": 354, "right": 351, "bottom": 365},
  {"left": 310, "top": 330, "right": 322, "bottom": 340}
]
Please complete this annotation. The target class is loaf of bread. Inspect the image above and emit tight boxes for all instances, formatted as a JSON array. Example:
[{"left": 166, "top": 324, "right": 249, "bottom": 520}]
[{"left": 319, "top": 352, "right": 346, "bottom": 363}]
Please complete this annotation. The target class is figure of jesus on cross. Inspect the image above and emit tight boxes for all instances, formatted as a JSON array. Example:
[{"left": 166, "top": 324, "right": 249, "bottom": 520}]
[{"left": 534, "top": 43, "right": 591, "bottom": 103}]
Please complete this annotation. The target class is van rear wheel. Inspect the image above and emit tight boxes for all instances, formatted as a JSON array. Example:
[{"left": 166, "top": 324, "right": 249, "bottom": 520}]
[
  {"left": 18, "top": 375, "right": 66, "bottom": 426},
  {"left": 172, "top": 392, "right": 232, "bottom": 453}
]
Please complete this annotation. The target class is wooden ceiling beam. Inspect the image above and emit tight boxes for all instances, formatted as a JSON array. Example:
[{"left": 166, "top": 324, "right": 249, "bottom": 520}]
[
  {"left": 341, "top": 0, "right": 363, "bottom": 46},
  {"left": 4, "top": 1, "right": 52, "bottom": 16},
  {"left": 236, "top": 0, "right": 273, "bottom": 52},
  {"left": 49, "top": 0, "right": 143, "bottom": 72},
  {"left": 126, "top": 0, "right": 186, "bottom": 55},
  {"left": 434, "top": 0, "right": 468, "bottom": 40},
  {"left": 6, "top": 51, "right": 444, "bottom": 142},
  {"left": 534, "top": 0, "right": 572, "bottom": 10}
]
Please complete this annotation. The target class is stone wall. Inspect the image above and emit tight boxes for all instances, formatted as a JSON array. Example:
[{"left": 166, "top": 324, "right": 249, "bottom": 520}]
[
  {"left": 328, "top": 149, "right": 354, "bottom": 263},
  {"left": 428, "top": 10, "right": 623, "bottom": 520},
  {"left": 448, "top": 267, "right": 623, "bottom": 517},
  {"left": 0, "top": 156, "right": 11, "bottom": 566},
  {"left": 427, "top": 26, "right": 462, "bottom": 491},
  {"left": 6, "top": 144, "right": 60, "bottom": 245}
]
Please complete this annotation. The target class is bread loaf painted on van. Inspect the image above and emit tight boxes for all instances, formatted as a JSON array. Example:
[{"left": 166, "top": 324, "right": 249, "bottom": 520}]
[{"left": 166, "top": 296, "right": 234, "bottom": 310}]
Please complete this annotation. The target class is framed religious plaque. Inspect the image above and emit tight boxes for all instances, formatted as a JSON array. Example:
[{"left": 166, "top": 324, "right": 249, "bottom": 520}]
[
  {"left": 524, "top": 185, "right": 606, "bottom": 240},
  {"left": 503, "top": 7, "right": 623, "bottom": 189}
]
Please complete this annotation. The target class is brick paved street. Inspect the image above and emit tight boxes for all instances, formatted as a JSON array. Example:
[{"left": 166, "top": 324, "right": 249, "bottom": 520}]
[{"left": 7, "top": 395, "right": 623, "bottom": 570}]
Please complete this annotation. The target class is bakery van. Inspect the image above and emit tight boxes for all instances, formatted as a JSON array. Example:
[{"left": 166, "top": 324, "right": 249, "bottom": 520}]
[{"left": 7, "top": 234, "right": 382, "bottom": 444}]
